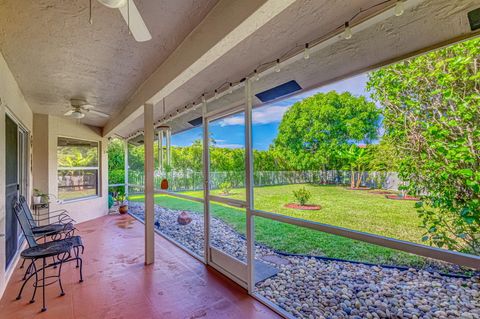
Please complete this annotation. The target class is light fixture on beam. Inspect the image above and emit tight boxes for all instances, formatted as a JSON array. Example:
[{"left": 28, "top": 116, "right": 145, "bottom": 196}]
[
  {"left": 304, "top": 43, "right": 310, "bottom": 60},
  {"left": 342, "top": 21, "right": 352, "bottom": 40},
  {"left": 394, "top": 1, "right": 405, "bottom": 17},
  {"left": 254, "top": 69, "right": 260, "bottom": 81},
  {"left": 274, "top": 59, "right": 281, "bottom": 73}
]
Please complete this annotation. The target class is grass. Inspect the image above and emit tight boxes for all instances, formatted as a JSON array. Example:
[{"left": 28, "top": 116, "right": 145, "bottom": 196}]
[
  {"left": 185, "top": 184, "right": 423, "bottom": 243},
  {"left": 130, "top": 185, "right": 438, "bottom": 268}
]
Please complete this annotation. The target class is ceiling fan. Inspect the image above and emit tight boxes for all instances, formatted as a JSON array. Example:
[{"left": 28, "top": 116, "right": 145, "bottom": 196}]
[
  {"left": 95, "top": 0, "right": 152, "bottom": 42},
  {"left": 64, "top": 99, "right": 110, "bottom": 120}
]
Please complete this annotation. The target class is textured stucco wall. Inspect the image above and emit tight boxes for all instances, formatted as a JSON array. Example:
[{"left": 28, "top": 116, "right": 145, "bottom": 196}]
[
  {"left": 32, "top": 115, "right": 109, "bottom": 224},
  {"left": 0, "top": 52, "right": 33, "bottom": 298}
]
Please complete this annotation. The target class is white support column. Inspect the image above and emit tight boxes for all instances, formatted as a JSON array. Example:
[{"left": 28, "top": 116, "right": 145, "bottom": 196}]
[
  {"left": 202, "top": 96, "right": 210, "bottom": 263},
  {"left": 144, "top": 103, "right": 155, "bottom": 265},
  {"left": 245, "top": 79, "right": 255, "bottom": 293},
  {"left": 124, "top": 139, "right": 129, "bottom": 198}
]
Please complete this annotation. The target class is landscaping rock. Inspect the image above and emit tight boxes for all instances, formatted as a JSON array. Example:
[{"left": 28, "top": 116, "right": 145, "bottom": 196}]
[
  {"left": 177, "top": 211, "right": 192, "bottom": 225},
  {"left": 129, "top": 202, "right": 480, "bottom": 319}
]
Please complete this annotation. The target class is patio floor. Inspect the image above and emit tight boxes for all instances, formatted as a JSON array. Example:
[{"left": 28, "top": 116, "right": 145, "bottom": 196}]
[{"left": 0, "top": 214, "right": 280, "bottom": 319}]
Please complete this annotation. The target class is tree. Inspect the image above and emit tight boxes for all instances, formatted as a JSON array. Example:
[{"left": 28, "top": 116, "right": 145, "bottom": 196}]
[
  {"left": 367, "top": 38, "right": 480, "bottom": 254},
  {"left": 341, "top": 144, "right": 373, "bottom": 188},
  {"left": 273, "top": 91, "right": 380, "bottom": 170},
  {"left": 107, "top": 138, "right": 125, "bottom": 185}
]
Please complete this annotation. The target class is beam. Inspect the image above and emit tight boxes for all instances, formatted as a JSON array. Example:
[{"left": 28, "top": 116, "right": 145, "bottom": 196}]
[
  {"left": 144, "top": 103, "right": 155, "bottom": 265},
  {"left": 103, "top": 0, "right": 296, "bottom": 137}
]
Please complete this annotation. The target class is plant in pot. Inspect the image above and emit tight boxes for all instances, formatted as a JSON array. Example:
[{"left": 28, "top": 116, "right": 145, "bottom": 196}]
[
  {"left": 115, "top": 193, "right": 128, "bottom": 214},
  {"left": 33, "top": 189, "right": 49, "bottom": 204}
]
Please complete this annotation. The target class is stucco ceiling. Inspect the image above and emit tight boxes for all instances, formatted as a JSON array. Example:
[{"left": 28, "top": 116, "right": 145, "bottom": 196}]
[
  {"left": 116, "top": 0, "right": 480, "bottom": 138},
  {"left": 0, "top": 0, "right": 219, "bottom": 127}
]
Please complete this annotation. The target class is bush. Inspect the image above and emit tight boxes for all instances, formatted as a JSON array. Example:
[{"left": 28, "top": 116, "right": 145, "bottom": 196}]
[
  {"left": 220, "top": 182, "right": 232, "bottom": 195},
  {"left": 293, "top": 187, "right": 312, "bottom": 206}
]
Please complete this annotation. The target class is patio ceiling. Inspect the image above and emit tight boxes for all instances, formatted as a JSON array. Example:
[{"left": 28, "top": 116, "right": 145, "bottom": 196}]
[
  {"left": 113, "top": 0, "right": 480, "bottom": 138},
  {"left": 0, "top": 0, "right": 219, "bottom": 127},
  {"left": 0, "top": 0, "right": 478, "bottom": 134}
]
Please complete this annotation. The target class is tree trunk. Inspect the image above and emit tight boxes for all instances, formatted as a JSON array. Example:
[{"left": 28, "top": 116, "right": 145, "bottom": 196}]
[{"left": 350, "top": 169, "right": 355, "bottom": 188}]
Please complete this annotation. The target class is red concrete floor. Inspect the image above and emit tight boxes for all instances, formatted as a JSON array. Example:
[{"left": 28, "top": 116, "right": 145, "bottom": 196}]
[{"left": 0, "top": 215, "right": 281, "bottom": 319}]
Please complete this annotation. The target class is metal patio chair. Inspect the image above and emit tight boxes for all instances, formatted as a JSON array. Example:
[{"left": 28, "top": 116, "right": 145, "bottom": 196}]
[
  {"left": 19, "top": 196, "right": 76, "bottom": 240},
  {"left": 18, "top": 196, "right": 76, "bottom": 274},
  {"left": 13, "top": 200, "right": 84, "bottom": 312}
]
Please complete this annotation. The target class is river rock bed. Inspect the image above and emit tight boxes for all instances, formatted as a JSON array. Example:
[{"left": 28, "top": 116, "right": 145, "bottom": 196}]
[{"left": 128, "top": 202, "right": 480, "bottom": 319}]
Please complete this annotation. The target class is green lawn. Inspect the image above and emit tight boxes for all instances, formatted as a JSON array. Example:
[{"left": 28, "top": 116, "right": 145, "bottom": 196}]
[
  {"left": 186, "top": 184, "right": 423, "bottom": 244},
  {"left": 130, "top": 185, "right": 440, "bottom": 268}
]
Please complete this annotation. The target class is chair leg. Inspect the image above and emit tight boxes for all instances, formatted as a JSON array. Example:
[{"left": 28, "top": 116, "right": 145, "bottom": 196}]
[
  {"left": 22, "top": 260, "right": 34, "bottom": 281},
  {"left": 29, "top": 262, "right": 38, "bottom": 304},
  {"left": 19, "top": 258, "right": 26, "bottom": 269},
  {"left": 41, "top": 257, "right": 46, "bottom": 312},
  {"left": 58, "top": 258, "right": 65, "bottom": 296},
  {"left": 16, "top": 260, "right": 36, "bottom": 300},
  {"left": 75, "top": 247, "right": 79, "bottom": 268},
  {"left": 78, "top": 257, "right": 84, "bottom": 283}
]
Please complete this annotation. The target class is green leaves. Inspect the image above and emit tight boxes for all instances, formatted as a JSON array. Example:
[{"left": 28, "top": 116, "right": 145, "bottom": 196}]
[
  {"left": 274, "top": 91, "right": 380, "bottom": 170},
  {"left": 367, "top": 37, "right": 480, "bottom": 255}
]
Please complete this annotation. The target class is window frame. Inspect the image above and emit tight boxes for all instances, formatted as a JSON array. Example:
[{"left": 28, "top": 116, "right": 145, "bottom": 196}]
[{"left": 57, "top": 136, "right": 101, "bottom": 202}]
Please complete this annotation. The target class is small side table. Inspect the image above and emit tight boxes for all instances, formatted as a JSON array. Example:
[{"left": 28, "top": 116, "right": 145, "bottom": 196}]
[{"left": 32, "top": 203, "right": 49, "bottom": 223}]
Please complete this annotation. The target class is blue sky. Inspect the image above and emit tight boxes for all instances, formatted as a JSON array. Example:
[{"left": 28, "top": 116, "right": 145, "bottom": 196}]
[{"left": 172, "top": 73, "right": 371, "bottom": 150}]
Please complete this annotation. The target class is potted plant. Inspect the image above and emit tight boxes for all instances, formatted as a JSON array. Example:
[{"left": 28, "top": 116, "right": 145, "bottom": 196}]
[
  {"left": 33, "top": 189, "right": 48, "bottom": 204},
  {"left": 115, "top": 193, "right": 128, "bottom": 214}
]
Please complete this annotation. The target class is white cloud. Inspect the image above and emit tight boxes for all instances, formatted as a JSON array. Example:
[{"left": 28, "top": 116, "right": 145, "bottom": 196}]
[
  {"left": 219, "top": 105, "right": 289, "bottom": 126},
  {"left": 214, "top": 143, "right": 244, "bottom": 149}
]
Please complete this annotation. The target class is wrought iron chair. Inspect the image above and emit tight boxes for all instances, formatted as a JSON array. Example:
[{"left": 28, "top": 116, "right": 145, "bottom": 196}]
[
  {"left": 18, "top": 196, "right": 76, "bottom": 273},
  {"left": 19, "top": 196, "right": 76, "bottom": 239},
  {"left": 13, "top": 199, "right": 84, "bottom": 312}
]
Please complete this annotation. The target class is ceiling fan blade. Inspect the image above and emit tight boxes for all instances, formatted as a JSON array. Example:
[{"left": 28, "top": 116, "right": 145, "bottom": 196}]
[
  {"left": 118, "top": 0, "right": 152, "bottom": 42},
  {"left": 88, "top": 110, "right": 111, "bottom": 118},
  {"left": 81, "top": 104, "right": 95, "bottom": 110},
  {"left": 64, "top": 110, "right": 74, "bottom": 116}
]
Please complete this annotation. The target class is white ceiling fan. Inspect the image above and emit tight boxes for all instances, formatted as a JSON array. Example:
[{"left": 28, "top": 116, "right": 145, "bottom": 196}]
[
  {"left": 96, "top": 0, "right": 152, "bottom": 42},
  {"left": 64, "top": 99, "right": 110, "bottom": 120}
]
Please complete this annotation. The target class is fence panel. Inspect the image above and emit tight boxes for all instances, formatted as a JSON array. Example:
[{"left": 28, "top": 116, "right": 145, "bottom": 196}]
[{"left": 122, "top": 170, "right": 401, "bottom": 193}]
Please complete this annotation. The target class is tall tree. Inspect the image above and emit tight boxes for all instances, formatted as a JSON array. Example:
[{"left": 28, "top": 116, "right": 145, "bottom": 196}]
[
  {"left": 273, "top": 91, "right": 380, "bottom": 170},
  {"left": 367, "top": 38, "right": 480, "bottom": 254}
]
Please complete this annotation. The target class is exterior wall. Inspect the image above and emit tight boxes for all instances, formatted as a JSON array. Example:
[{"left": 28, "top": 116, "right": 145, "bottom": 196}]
[
  {"left": 32, "top": 114, "right": 49, "bottom": 194},
  {"left": 0, "top": 53, "right": 108, "bottom": 298},
  {"left": 0, "top": 52, "right": 33, "bottom": 297},
  {"left": 45, "top": 116, "right": 108, "bottom": 224}
]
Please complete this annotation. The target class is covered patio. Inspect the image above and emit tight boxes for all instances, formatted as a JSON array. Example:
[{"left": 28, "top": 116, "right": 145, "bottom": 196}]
[
  {"left": 0, "top": 214, "right": 279, "bottom": 318},
  {"left": 0, "top": 0, "right": 479, "bottom": 318}
]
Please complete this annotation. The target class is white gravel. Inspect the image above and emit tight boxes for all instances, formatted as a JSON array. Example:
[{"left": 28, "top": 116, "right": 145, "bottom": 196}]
[{"left": 129, "top": 202, "right": 480, "bottom": 319}]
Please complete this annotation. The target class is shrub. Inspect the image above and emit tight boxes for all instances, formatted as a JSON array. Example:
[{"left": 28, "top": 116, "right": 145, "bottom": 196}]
[
  {"left": 293, "top": 187, "right": 311, "bottom": 206},
  {"left": 220, "top": 182, "right": 232, "bottom": 195},
  {"left": 368, "top": 38, "right": 480, "bottom": 254}
]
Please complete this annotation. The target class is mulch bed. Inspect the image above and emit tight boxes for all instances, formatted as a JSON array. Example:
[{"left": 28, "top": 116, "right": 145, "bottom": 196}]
[
  {"left": 284, "top": 203, "right": 321, "bottom": 210},
  {"left": 345, "top": 187, "right": 372, "bottom": 191},
  {"left": 385, "top": 194, "right": 420, "bottom": 201},
  {"left": 369, "top": 190, "right": 398, "bottom": 195}
]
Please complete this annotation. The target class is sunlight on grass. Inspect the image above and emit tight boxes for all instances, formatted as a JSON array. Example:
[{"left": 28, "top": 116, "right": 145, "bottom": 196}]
[{"left": 129, "top": 185, "right": 434, "bottom": 267}]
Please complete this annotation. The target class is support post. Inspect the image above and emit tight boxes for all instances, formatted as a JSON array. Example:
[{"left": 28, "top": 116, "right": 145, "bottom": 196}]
[
  {"left": 202, "top": 96, "right": 210, "bottom": 263},
  {"left": 124, "top": 139, "right": 129, "bottom": 198},
  {"left": 144, "top": 103, "right": 155, "bottom": 265},
  {"left": 245, "top": 79, "right": 255, "bottom": 293}
]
